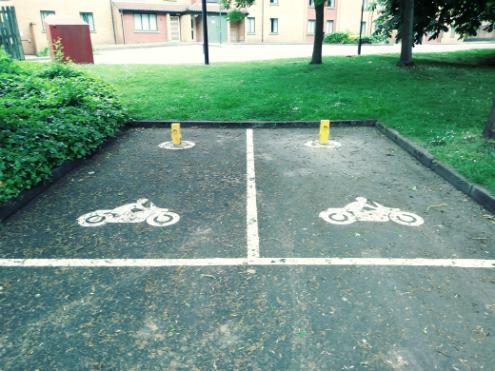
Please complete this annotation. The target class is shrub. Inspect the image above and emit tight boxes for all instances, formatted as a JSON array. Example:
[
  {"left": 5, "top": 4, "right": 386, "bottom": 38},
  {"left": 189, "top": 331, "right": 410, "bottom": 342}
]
[
  {"left": 36, "top": 47, "right": 50, "bottom": 57},
  {"left": 0, "top": 50, "right": 128, "bottom": 204},
  {"left": 324, "top": 32, "right": 389, "bottom": 45},
  {"left": 225, "top": 9, "right": 246, "bottom": 24},
  {"left": 324, "top": 32, "right": 357, "bottom": 44}
]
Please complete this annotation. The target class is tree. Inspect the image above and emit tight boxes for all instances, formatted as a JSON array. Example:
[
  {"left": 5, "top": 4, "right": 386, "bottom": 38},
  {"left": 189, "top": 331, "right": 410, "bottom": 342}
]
[
  {"left": 375, "top": 0, "right": 495, "bottom": 64},
  {"left": 310, "top": 1, "right": 325, "bottom": 64},
  {"left": 221, "top": 0, "right": 326, "bottom": 64},
  {"left": 484, "top": 98, "right": 495, "bottom": 139},
  {"left": 398, "top": 0, "right": 414, "bottom": 67}
]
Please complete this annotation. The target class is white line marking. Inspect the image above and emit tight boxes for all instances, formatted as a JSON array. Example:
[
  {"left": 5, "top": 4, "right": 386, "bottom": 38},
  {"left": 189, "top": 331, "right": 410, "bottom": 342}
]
[
  {"left": 0, "top": 258, "right": 494, "bottom": 268},
  {"left": 246, "top": 129, "right": 260, "bottom": 259}
]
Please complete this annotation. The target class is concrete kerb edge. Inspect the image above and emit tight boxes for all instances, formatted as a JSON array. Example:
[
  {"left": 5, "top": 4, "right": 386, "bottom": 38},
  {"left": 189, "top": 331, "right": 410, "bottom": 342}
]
[
  {"left": 375, "top": 122, "right": 495, "bottom": 214},
  {"left": 1, "top": 120, "right": 494, "bottom": 222},
  {"left": 128, "top": 120, "right": 378, "bottom": 129},
  {"left": 0, "top": 128, "right": 130, "bottom": 222}
]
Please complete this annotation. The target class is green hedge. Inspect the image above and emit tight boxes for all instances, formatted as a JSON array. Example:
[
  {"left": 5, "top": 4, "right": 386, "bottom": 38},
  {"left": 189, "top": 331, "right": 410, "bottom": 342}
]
[
  {"left": 324, "top": 32, "right": 388, "bottom": 44},
  {"left": 0, "top": 51, "right": 128, "bottom": 204}
]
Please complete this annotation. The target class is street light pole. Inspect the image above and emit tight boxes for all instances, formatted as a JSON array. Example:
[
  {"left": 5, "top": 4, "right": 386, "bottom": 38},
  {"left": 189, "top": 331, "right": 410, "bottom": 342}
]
[
  {"left": 357, "top": 0, "right": 365, "bottom": 55},
  {"left": 201, "top": 0, "right": 210, "bottom": 64}
]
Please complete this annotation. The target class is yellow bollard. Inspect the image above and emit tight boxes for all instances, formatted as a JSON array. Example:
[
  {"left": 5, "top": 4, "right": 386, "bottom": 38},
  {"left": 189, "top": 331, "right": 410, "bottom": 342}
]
[
  {"left": 319, "top": 119, "right": 330, "bottom": 145},
  {"left": 171, "top": 123, "right": 182, "bottom": 145}
]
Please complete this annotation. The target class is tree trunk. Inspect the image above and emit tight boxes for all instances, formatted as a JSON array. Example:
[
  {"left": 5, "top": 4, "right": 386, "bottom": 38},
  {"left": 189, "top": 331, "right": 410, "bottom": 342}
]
[
  {"left": 310, "top": 2, "right": 325, "bottom": 65},
  {"left": 398, "top": 0, "right": 414, "bottom": 67},
  {"left": 483, "top": 97, "right": 495, "bottom": 139}
]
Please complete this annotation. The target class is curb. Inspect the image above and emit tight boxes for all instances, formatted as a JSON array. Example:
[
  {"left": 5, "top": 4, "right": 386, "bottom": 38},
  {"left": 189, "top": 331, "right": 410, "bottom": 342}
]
[
  {"left": 0, "top": 129, "right": 127, "bottom": 222},
  {"left": 129, "top": 120, "right": 378, "bottom": 129},
  {"left": 1, "top": 121, "right": 494, "bottom": 222},
  {"left": 375, "top": 122, "right": 495, "bottom": 213}
]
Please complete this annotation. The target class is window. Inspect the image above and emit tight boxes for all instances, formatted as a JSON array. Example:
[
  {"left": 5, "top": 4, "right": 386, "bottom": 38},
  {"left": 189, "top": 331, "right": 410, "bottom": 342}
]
[
  {"left": 134, "top": 13, "right": 158, "bottom": 32},
  {"left": 307, "top": 20, "right": 315, "bottom": 35},
  {"left": 270, "top": 18, "right": 278, "bottom": 33},
  {"left": 247, "top": 17, "right": 255, "bottom": 34},
  {"left": 269, "top": 0, "right": 278, "bottom": 5},
  {"left": 80, "top": 12, "right": 95, "bottom": 32},
  {"left": 326, "top": 20, "right": 334, "bottom": 34},
  {"left": 360, "top": 21, "right": 367, "bottom": 35},
  {"left": 310, "top": 0, "right": 334, "bottom": 7},
  {"left": 40, "top": 10, "right": 55, "bottom": 32}
]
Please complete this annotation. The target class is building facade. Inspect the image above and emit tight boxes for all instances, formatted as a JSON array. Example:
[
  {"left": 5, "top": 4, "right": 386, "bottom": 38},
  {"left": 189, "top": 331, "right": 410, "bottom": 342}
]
[
  {"left": 1, "top": 0, "right": 492, "bottom": 55},
  {"left": 1, "top": 0, "right": 116, "bottom": 55}
]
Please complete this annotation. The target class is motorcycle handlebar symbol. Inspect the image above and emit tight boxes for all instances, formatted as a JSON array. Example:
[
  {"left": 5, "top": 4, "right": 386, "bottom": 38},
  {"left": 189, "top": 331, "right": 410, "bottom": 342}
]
[
  {"left": 78, "top": 198, "right": 180, "bottom": 227},
  {"left": 319, "top": 197, "right": 424, "bottom": 227}
]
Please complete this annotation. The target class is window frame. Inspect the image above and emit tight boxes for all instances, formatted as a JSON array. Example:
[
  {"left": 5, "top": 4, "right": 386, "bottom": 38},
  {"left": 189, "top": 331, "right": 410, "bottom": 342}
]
[
  {"left": 326, "top": 19, "right": 334, "bottom": 34},
  {"left": 307, "top": 19, "right": 315, "bottom": 35},
  {"left": 270, "top": 17, "right": 278, "bottom": 34},
  {"left": 247, "top": 17, "right": 256, "bottom": 34},
  {"left": 360, "top": 21, "right": 367, "bottom": 35},
  {"left": 80, "top": 12, "right": 96, "bottom": 33},
  {"left": 133, "top": 13, "right": 158, "bottom": 32},
  {"left": 40, "top": 10, "right": 55, "bottom": 32}
]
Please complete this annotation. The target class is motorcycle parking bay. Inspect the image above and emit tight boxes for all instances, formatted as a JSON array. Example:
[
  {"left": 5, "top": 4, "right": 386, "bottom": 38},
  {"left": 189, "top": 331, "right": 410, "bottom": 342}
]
[{"left": 1, "top": 125, "right": 495, "bottom": 369}]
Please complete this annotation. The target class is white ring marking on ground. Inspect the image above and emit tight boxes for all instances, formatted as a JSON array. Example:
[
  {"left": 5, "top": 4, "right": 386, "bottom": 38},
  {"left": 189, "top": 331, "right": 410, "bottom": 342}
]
[
  {"left": 304, "top": 140, "right": 342, "bottom": 148},
  {"left": 158, "top": 141, "right": 196, "bottom": 150},
  {"left": 0, "top": 258, "right": 494, "bottom": 268},
  {"left": 246, "top": 129, "right": 260, "bottom": 258}
]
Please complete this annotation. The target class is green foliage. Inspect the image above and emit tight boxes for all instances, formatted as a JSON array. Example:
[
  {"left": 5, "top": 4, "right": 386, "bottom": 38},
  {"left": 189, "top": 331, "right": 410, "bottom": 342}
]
[
  {"left": 324, "top": 32, "right": 386, "bottom": 44},
  {"left": 52, "top": 38, "right": 70, "bottom": 63},
  {"left": 85, "top": 49, "right": 495, "bottom": 193},
  {"left": 375, "top": 0, "right": 495, "bottom": 44},
  {"left": 225, "top": 9, "right": 246, "bottom": 24},
  {"left": 324, "top": 32, "right": 357, "bottom": 44},
  {"left": 0, "top": 52, "right": 128, "bottom": 204},
  {"left": 0, "top": 49, "right": 21, "bottom": 75},
  {"left": 36, "top": 47, "right": 50, "bottom": 57},
  {"left": 220, "top": 0, "right": 255, "bottom": 9}
]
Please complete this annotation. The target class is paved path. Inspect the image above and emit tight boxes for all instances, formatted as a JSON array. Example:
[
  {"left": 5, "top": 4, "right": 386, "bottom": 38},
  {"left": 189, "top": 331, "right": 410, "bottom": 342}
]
[
  {"left": 92, "top": 42, "right": 495, "bottom": 64},
  {"left": 1, "top": 127, "right": 494, "bottom": 369}
]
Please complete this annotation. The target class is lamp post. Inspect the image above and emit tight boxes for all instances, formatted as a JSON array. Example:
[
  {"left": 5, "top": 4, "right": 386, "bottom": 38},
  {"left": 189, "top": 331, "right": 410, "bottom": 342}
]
[
  {"left": 357, "top": 0, "right": 365, "bottom": 55},
  {"left": 201, "top": 0, "right": 210, "bottom": 64}
]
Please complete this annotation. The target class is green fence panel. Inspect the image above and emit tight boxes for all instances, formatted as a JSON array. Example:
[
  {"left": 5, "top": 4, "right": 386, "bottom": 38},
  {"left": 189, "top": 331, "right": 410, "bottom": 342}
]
[{"left": 0, "top": 6, "right": 24, "bottom": 60}]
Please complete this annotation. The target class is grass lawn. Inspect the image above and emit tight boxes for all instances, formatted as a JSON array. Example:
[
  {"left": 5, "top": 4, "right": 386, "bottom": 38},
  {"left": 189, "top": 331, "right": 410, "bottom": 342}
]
[{"left": 83, "top": 49, "right": 495, "bottom": 194}]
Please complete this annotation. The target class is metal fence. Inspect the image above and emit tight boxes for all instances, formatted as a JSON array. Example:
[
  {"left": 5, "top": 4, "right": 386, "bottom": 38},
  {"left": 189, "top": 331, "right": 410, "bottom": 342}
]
[{"left": 0, "top": 6, "right": 24, "bottom": 60}]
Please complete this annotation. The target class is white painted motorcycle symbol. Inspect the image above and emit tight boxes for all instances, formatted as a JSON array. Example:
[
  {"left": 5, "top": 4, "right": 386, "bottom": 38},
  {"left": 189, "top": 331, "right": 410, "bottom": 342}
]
[
  {"left": 78, "top": 198, "right": 180, "bottom": 227},
  {"left": 319, "top": 197, "right": 424, "bottom": 226}
]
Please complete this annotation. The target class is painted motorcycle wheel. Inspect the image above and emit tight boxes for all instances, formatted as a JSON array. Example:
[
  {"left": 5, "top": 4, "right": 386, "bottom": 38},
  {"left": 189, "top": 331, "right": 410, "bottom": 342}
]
[
  {"left": 319, "top": 210, "right": 356, "bottom": 225},
  {"left": 146, "top": 211, "right": 180, "bottom": 227},
  {"left": 389, "top": 211, "right": 424, "bottom": 226},
  {"left": 78, "top": 212, "right": 108, "bottom": 227}
]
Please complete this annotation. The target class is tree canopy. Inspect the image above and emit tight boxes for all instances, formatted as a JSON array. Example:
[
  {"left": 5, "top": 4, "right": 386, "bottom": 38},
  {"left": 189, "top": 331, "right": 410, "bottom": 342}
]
[{"left": 375, "top": 0, "right": 495, "bottom": 44}]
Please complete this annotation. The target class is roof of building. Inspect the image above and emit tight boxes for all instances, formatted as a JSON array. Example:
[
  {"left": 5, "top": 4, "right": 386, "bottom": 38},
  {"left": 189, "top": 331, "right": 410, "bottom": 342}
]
[
  {"left": 112, "top": 1, "right": 247, "bottom": 14},
  {"left": 113, "top": 1, "right": 188, "bottom": 13}
]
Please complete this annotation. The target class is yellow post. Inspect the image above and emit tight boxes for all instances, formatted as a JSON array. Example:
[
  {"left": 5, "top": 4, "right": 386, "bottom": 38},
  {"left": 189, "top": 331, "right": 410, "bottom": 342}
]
[
  {"left": 319, "top": 119, "right": 330, "bottom": 145},
  {"left": 171, "top": 123, "right": 182, "bottom": 145}
]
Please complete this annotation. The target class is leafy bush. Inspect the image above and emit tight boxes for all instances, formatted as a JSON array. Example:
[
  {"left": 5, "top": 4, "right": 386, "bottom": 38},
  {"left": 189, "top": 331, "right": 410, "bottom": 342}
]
[
  {"left": 324, "top": 32, "right": 357, "bottom": 44},
  {"left": 225, "top": 9, "right": 246, "bottom": 24},
  {"left": 0, "top": 51, "right": 128, "bottom": 204},
  {"left": 36, "top": 47, "right": 50, "bottom": 57},
  {"left": 324, "top": 32, "right": 389, "bottom": 44}
]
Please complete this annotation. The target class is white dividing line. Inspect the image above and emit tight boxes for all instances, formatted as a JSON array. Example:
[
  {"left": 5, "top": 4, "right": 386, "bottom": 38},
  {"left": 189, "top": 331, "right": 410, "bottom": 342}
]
[
  {"left": 0, "top": 258, "right": 494, "bottom": 268},
  {"left": 246, "top": 128, "right": 260, "bottom": 259}
]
